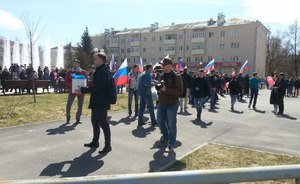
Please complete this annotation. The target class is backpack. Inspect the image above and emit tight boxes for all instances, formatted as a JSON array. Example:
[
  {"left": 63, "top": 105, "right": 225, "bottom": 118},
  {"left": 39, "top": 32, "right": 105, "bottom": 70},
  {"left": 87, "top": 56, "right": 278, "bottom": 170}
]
[{"left": 105, "top": 69, "right": 117, "bottom": 105}]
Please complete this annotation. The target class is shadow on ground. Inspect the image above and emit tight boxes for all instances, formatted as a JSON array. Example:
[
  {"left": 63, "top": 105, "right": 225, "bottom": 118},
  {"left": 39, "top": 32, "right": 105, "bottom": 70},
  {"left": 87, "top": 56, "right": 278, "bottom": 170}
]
[
  {"left": 40, "top": 148, "right": 106, "bottom": 178},
  {"left": 132, "top": 125, "right": 156, "bottom": 138},
  {"left": 46, "top": 122, "right": 80, "bottom": 135}
]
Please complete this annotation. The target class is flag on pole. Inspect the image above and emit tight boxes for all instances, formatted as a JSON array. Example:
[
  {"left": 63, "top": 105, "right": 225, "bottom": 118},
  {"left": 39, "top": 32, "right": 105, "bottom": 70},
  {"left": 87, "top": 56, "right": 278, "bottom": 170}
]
[
  {"left": 109, "top": 55, "right": 115, "bottom": 71},
  {"left": 138, "top": 57, "right": 143, "bottom": 73},
  {"left": 239, "top": 60, "right": 249, "bottom": 74},
  {"left": 113, "top": 59, "right": 129, "bottom": 86},
  {"left": 176, "top": 57, "right": 183, "bottom": 72},
  {"left": 203, "top": 59, "right": 215, "bottom": 73}
]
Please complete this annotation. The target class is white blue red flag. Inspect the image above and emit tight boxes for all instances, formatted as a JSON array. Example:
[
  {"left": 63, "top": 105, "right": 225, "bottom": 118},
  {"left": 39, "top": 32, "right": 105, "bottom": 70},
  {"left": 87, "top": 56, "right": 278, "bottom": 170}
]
[{"left": 113, "top": 58, "right": 129, "bottom": 86}]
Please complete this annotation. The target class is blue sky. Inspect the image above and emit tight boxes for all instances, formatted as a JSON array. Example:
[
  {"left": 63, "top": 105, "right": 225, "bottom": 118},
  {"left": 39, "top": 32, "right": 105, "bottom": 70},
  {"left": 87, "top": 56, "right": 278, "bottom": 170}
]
[{"left": 1, "top": 0, "right": 299, "bottom": 47}]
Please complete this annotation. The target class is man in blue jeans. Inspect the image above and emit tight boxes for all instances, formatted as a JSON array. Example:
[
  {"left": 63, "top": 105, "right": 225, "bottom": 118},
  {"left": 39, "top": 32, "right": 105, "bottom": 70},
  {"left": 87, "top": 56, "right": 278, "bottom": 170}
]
[
  {"left": 208, "top": 70, "right": 217, "bottom": 110},
  {"left": 138, "top": 64, "right": 157, "bottom": 126},
  {"left": 156, "top": 56, "right": 183, "bottom": 152},
  {"left": 248, "top": 72, "right": 259, "bottom": 109},
  {"left": 193, "top": 69, "right": 209, "bottom": 121}
]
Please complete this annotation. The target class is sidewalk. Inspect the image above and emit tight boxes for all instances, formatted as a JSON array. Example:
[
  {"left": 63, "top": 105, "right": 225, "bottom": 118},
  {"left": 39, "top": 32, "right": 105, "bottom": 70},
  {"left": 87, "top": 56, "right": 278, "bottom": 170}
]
[{"left": 0, "top": 90, "right": 299, "bottom": 180}]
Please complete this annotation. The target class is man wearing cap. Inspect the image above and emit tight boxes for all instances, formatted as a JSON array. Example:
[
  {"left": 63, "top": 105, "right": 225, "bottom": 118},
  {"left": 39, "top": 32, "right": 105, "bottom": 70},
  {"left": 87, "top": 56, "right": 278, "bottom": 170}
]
[
  {"left": 157, "top": 56, "right": 183, "bottom": 152},
  {"left": 64, "top": 59, "right": 88, "bottom": 124},
  {"left": 76, "top": 49, "right": 112, "bottom": 154},
  {"left": 277, "top": 72, "right": 287, "bottom": 115}
]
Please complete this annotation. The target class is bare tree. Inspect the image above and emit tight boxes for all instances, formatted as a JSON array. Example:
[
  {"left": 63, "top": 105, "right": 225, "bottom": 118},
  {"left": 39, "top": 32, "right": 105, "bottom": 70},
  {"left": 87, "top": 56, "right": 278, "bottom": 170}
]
[
  {"left": 287, "top": 20, "right": 300, "bottom": 77},
  {"left": 22, "top": 13, "right": 45, "bottom": 103}
]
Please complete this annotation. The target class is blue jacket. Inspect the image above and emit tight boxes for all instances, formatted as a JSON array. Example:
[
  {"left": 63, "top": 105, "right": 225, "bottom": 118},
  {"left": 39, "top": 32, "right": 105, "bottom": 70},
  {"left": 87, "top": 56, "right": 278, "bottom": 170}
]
[
  {"left": 249, "top": 77, "right": 259, "bottom": 89},
  {"left": 138, "top": 71, "right": 152, "bottom": 96}
]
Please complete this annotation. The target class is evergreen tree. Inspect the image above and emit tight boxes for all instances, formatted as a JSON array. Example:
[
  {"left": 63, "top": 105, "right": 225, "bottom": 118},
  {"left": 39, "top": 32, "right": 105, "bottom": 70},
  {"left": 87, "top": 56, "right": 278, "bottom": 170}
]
[{"left": 77, "top": 27, "right": 94, "bottom": 69}]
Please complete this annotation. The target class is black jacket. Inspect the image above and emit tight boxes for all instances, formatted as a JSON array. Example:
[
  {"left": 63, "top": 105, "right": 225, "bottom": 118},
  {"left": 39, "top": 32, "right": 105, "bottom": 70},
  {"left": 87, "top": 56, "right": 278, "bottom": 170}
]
[
  {"left": 229, "top": 80, "right": 240, "bottom": 95},
  {"left": 81, "top": 64, "right": 111, "bottom": 110},
  {"left": 193, "top": 77, "right": 209, "bottom": 98},
  {"left": 277, "top": 79, "right": 287, "bottom": 97},
  {"left": 270, "top": 82, "right": 279, "bottom": 104},
  {"left": 180, "top": 72, "right": 192, "bottom": 98}
]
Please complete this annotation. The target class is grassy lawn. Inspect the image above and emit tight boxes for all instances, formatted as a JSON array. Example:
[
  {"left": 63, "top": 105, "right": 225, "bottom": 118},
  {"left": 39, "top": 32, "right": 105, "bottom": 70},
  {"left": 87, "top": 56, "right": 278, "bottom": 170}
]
[
  {"left": 0, "top": 93, "right": 128, "bottom": 128},
  {"left": 166, "top": 144, "right": 300, "bottom": 184}
]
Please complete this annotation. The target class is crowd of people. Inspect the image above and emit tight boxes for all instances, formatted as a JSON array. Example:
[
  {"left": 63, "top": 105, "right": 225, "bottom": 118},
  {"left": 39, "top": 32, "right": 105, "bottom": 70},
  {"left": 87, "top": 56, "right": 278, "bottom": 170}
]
[{"left": 0, "top": 54, "right": 299, "bottom": 154}]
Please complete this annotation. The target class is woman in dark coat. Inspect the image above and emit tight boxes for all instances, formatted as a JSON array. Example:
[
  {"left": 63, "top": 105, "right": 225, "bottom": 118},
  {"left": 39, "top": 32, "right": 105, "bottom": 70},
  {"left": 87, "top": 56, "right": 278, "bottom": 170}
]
[{"left": 270, "top": 75, "right": 279, "bottom": 114}]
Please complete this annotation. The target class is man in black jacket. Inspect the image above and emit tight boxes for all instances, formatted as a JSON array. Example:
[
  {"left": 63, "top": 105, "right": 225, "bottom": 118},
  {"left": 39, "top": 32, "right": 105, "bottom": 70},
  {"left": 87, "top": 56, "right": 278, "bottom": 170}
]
[
  {"left": 277, "top": 72, "right": 287, "bottom": 116},
  {"left": 77, "top": 49, "right": 112, "bottom": 154},
  {"left": 193, "top": 70, "right": 209, "bottom": 121},
  {"left": 179, "top": 68, "right": 192, "bottom": 112},
  {"left": 229, "top": 76, "right": 240, "bottom": 111}
]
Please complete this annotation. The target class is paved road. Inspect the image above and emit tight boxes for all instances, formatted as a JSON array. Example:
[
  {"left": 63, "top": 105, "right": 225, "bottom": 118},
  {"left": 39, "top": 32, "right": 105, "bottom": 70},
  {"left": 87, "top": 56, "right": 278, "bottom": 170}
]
[{"left": 0, "top": 90, "right": 299, "bottom": 180}]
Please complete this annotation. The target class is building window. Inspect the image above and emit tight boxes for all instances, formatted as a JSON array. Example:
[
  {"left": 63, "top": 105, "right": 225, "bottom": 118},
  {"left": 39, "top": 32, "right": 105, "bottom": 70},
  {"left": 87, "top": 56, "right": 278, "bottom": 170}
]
[
  {"left": 193, "top": 43, "right": 204, "bottom": 50},
  {"left": 159, "top": 47, "right": 162, "bottom": 52},
  {"left": 179, "top": 34, "right": 183, "bottom": 39},
  {"left": 178, "top": 46, "right": 183, "bottom": 51},
  {"left": 208, "top": 32, "right": 214, "bottom": 38},
  {"left": 230, "top": 56, "right": 239, "bottom": 61},
  {"left": 143, "top": 48, "right": 146, "bottom": 52},
  {"left": 231, "top": 42, "right": 240, "bottom": 49},
  {"left": 109, "top": 47, "right": 119, "bottom": 53},
  {"left": 187, "top": 57, "right": 191, "bottom": 62},
  {"left": 131, "top": 36, "right": 140, "bottom": 42},
  {"left": 220, "top": 31, "right": 225, "bottom": 37},
  {"left": 121, "top": 49, "right": 124, "bottom": 53},
  {"left": 130, "top": 46, "right": 140, "bottom": 52},
  {"left": 195, "top": 57, "right": 203, "bottom": 62},
  {"left": 186, "top": 45, "right": 189, "bottom": 50},
  {"left": 219, "top": 43, "right": 225, "bottom": 50},
  {"left": 208, "top": 56, "right": 213, "bottom": 61},
  {"left": 165, "top": 34, "right": 176, "bottom": 40},
  {"left": 193, "top": 31, "right": 205, "bottom": 38},
  {"left": 152, "top": 36, "right": 155, "bottom": 41},
  {"left": 121, "top": 39, "right": 125, "bottom": 44},
  {"left": 164, "top": 45, "right": 175, "bottom": 51},
  {"left": 143, "top": 37, "right": 147, "bottom": 42},
  {"left": 231, "top": 29, "right": 241, "bottom": 37},
  {"left": 208, "top": 44, "right": 214, "bottom": 51},
  {"left": 127, "top": 48, "right": 130, "bottom": 53},
  {"left": 160, "top": 36, "right": 164, "bottom": 41}
]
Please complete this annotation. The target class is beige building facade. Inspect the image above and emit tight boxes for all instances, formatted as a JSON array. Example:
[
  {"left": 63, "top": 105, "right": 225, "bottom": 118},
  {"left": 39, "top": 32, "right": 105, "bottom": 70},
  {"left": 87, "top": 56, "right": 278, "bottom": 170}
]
[{"left": 91, "top": 14, "right": 268, "bottom": 77}]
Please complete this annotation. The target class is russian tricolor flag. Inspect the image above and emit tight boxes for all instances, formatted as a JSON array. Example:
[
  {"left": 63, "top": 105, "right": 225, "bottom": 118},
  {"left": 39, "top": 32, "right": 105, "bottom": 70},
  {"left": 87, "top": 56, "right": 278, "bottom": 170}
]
[
  {"left": 239, "top": 60, "right": 249, "bottom": 74},
  {"left": 113, "top": 58, "right": 129, "bottom": 86},
  {"left": 176, "top": 57, "right": 183, "bottom": 72},
  {"left": 203, "top": 59, "right": 215, "bottom": 73},
  {"left": 138, "top": 57, "right": 143, "bottom": 73}
]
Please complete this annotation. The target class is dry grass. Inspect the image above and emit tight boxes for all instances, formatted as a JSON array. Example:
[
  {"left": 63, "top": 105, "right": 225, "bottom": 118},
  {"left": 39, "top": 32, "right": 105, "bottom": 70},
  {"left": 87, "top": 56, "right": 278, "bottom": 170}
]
[
  {"left": 0, "top": 93, "right": 127, "bottom": 128},
  {"left": 166, "top": 144, "right": 300, "bottom": 184}
]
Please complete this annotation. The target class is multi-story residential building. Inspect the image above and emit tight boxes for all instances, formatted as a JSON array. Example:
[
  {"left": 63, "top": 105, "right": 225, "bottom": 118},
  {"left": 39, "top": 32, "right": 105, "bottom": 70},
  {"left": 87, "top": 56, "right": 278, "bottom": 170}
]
[{"left": 91, "top": 13, "right": 268, "bottom": 77}]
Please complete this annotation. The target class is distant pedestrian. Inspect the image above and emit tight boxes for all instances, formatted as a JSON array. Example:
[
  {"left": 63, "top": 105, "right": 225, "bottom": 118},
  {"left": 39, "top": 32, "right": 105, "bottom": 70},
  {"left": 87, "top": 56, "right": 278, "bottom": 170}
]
[
  {"left": 193, "top": 69, "right": 209, "bottom": 121},
  {"left": 276, "top": 72, "right": 287, "bottom": 115},
  {"left": 138, "top": 64, "right": 157, "bottom": 126},
  {"left": 179, "top": 68, "right": 192, "bottom": 112},
  {"left": 64, "top": 59, "right": 87, "bottom": 124},
  {"left": 208, "top": 70, "right": 218, "bottom": 110},
  {"left": 248, "top": 72, "right": 259, "bottom": 109},
  {"left": 128, "top": 64, "right": 140, "bottom": 117},
  {"left": 270, "top": 75, "right": 279, "bottom": 114},
  {"left": 229, "top": 76, "right": 240, "bottom": 111}
]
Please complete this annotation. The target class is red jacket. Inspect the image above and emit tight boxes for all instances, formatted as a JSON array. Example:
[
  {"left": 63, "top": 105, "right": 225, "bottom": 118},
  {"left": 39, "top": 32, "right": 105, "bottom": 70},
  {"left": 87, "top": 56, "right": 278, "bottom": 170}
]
[{"left": 65, "top": 68, "right": 88, "bottom": 96}]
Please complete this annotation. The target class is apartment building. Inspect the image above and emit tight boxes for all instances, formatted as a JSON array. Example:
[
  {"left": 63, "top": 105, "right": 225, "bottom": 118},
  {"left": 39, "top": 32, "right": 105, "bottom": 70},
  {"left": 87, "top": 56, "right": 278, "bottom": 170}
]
[{"left": 91, "top": 13, "right": 268, "bottom": 76}]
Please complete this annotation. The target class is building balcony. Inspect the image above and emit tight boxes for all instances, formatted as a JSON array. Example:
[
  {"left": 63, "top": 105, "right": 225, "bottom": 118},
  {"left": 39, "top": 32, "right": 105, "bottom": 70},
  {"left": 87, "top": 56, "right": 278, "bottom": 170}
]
[
  {"left": 164, "top": 39, "right": 176, "bottom": 45},
  {"left": 130, "top": 41, "right": 140, "bottom": 47},
  {"left": 130, "top": 52, "right": 140, "bottom": 57},
  {"left": 192, "top": 37, "right": 205, "bottom": 43},
  {"left": 192, "top": 49, "right": 205, "bottom": 55},
  {"left": 109, "top": 42, "right": 119, "bottom": 47},
  {"left": 164, "top": 50, "right": 175, "bottom": 55}
]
